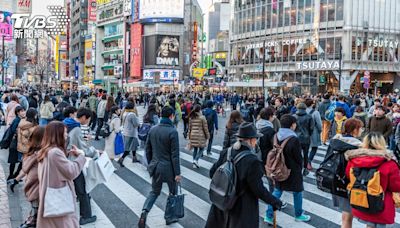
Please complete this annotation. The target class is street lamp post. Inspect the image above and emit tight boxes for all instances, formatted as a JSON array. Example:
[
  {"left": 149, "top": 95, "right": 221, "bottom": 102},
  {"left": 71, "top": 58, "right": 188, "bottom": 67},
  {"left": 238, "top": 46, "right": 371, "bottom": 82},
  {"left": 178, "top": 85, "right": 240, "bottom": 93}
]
[
  {"left": 338, "top": 43, "right": 342, "bottom": 93},
  {"left": 262, "top": 40, "right": 266, "bottom": 104},
  {"left": 1, "top": 35, "right": 5, "bottom": 86}
]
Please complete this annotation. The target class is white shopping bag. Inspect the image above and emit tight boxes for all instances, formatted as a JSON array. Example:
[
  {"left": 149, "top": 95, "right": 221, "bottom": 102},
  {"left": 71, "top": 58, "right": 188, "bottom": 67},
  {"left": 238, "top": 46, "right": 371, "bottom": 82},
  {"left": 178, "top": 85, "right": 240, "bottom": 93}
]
[{"left": 85, "top": 153, "right": 115, "bottom": 192}]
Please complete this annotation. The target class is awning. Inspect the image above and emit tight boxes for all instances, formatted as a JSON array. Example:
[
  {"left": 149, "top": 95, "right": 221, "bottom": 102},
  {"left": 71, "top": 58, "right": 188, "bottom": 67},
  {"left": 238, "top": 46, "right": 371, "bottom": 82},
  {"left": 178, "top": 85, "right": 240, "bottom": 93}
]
[
  {"left": 92, "top": 79, "right": 103, "bottom": 84},
  {"left": 102, "top": 49, "right": 123, "bottom": 56},
  {"left": 102, "top": 34, "right": 123, "bottom": 43},
  {"left": 101, "top": 65, "right": 114, "bottom": 70}
]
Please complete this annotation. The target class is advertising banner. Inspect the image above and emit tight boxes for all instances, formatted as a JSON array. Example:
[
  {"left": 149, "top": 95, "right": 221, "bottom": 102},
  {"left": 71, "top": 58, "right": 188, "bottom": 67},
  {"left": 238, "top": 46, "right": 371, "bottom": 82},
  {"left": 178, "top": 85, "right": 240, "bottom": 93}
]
[
  {"left": 139, "top": 0, "right": 184, "bottom": 21},
  {"left": 123, "top": 0, "right": 132, "bottom": 16},
  {"left": 143, "top": 69, "right": 179, "bottom": 81},
  {"left": 193, "top": 68, "right": 206, "bottom": 79},
  {"left": 88, "top": 0, "right": 97, "bottom": 21},
  {"left": 130, "top": 23, "right": 142, "bottom": 78},
  {"left": 0, "top": 11, "right": 13, "bottom": 41},
  {"left": 85, "top": 39, "right": 93, "bottom": 67},
  {"left": 16, "top": 0, "right": 32, "bottom": 13},
  {"left": 144, "top": 35, "right": 180, "bottom": 66}
]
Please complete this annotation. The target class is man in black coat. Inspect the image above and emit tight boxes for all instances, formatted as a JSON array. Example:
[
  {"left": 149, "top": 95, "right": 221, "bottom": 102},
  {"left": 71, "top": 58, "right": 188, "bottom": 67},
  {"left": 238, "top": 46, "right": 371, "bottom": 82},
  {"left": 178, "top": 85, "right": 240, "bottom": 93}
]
[
  {"left": 139, "top": 107, "right": 181, "bottom": 227},
  {"left": 206, "top": 122, "right": 282, "bottom": 228},
  {"left": 265, "top": 114, "right": 311, "bottom": 224}
]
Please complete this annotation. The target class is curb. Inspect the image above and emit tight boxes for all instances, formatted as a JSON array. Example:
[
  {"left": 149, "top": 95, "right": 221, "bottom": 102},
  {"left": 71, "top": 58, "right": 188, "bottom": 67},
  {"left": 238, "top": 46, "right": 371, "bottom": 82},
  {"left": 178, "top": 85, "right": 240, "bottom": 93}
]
[{"left": 0, "top": 164, "right": 11, "bottom": 228}]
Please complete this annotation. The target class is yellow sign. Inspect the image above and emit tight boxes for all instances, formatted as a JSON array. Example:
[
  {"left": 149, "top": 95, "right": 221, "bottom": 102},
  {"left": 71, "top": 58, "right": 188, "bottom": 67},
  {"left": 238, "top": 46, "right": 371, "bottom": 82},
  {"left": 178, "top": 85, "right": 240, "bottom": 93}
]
[
  {"left": 97, "top": 0, "right": 110, "bottom": 5},
  {"left": 193, "top": 68, "right": 207, "bottom": 79},
  {"left": 55, "top": 36, "right": 59, "bottom": 74},
  {"left": 215, "top": 52, "right": 227, "bottom": 59}
]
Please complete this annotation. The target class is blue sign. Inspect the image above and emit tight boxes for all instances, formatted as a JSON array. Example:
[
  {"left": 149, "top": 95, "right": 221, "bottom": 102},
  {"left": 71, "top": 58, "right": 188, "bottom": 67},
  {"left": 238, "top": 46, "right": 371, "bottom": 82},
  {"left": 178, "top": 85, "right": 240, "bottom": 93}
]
[
  {"left": 140, "top": 18, "right": 184, "bottom": 24},
  {"left": 75, "top": 58, "right": 79, "bottom": 79}
]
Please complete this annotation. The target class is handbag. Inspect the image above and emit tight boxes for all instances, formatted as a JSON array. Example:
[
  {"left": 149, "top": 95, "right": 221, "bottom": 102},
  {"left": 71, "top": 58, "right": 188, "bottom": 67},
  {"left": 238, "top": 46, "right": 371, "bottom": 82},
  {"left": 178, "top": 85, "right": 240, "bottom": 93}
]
[
  {"left": 114, "top": 132, "right": 124, "bottom": 156},
  {"left": 393, "top": 192, "right": 400, "bottom": 208},
  {"left": 164, "top": 183, "right": 185, "bottom": 221},
  {"left": 43, "top": 155, "right": 75, "bottom": 218}
]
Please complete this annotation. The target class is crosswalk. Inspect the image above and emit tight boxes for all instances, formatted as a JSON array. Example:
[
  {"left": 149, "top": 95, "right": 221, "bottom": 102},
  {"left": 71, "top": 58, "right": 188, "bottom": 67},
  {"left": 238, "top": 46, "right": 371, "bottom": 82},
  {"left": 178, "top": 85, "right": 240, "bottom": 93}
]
[{"left": 81, "top": 144, "right": 400, "bottom": 228}]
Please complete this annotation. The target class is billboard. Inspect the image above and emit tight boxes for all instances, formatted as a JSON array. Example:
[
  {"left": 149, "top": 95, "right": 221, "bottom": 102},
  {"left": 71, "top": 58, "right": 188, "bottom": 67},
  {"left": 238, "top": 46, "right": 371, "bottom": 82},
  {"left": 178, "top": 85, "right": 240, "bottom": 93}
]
[
  {"left": 123, "top": 0, "right": 131, "bottom": 16},
  {"left": 0, "top": 11, "right": 12, "bottom": 41},
  {"left": 143, "top": 69, "right": 179, "bottom": 81},
  {"left": 144, "top": 35, "right": 180, "bottom": 66},
  {"left": 88, "top": 0, "right": 97, "bottom": 21},
  {"left": 130, "top": 23, "right": 142, "bottom": 78},
  {"left": 139, "top": 0, "right": 184, "bottom": 21}
]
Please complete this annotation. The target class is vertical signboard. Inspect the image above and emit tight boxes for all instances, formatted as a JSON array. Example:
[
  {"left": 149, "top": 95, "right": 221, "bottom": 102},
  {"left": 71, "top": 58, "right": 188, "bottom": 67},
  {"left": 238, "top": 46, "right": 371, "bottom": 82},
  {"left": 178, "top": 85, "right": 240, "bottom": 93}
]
[
  {"left": 0, "top": 11, "right": 13, "bottom": 41},
  {"left": 74, "top": 58, "right": 79, "bottom": 79},
  {"left": 123, "top": 0, "right": 132, "bottom": 16},
  {"left": 88, "top": 0, "right": 97, "bottom": 21},
  {"left": 130, "top": 23, "right": 142, "bottom": 79}
]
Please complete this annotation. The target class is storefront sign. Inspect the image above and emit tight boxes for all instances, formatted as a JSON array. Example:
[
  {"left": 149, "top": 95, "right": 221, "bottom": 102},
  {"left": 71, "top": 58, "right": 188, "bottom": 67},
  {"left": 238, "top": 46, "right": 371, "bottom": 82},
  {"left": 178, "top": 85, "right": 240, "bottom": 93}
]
[
  {"left": 123, "top": 0, "right": 132, "bottom": 16},
  {"left": 98, "top": 2, "right": 123, "bottom": 23},
  {"left": 215, "top": 52, "right": 227, "bottom": 59},
  {"left": 88, "top": 0, "right": 97, "bottom": 21},
  {"left": 368, "top": 39, "right": 399, "bottom": 48},
  {"left": 16, "top": 0, "right": 32, "bottom": 14},
  {"left": 193, "top": 68, "right": 206, "bottom": 79},
  {"left": 246, "top": 38, "right": 315, "bottom": 49},
  {"left": 296, "top": 61, "right": 340, "bottom": 70},
  {"left": 143, "top": 69, "right": 179, "bottom": 81}
]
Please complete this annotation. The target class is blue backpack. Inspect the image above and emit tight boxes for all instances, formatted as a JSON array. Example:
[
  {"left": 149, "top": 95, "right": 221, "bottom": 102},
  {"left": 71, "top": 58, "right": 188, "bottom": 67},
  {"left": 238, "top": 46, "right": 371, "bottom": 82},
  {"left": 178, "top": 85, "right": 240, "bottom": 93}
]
[
  {"left": 114, "top": 132, "right": 124, "bottom": 156},
  {"left": 240, "top": 106, "right": 250, "bottom": 121},
  {"left": 325, "top": 103, "right": 337, "bottom": 122},
  {"left": 138, "top": 123, "right": 152, "bottom": 141}
]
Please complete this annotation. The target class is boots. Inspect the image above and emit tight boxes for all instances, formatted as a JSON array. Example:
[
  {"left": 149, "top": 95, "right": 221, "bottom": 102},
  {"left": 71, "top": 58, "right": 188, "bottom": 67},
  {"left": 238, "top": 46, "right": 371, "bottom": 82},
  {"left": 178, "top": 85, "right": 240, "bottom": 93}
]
[
  {"left": 118, "top": 157, "right": 125, "bottom": 168},
  {"left": 132, "top": 156, "right": 138, "bottom": 163},
  {"left": 138, "top": 210, "right": 148, "bottom": 228},
  {"left": 19, "top": 215, "right": 37, "bottom": 228}
]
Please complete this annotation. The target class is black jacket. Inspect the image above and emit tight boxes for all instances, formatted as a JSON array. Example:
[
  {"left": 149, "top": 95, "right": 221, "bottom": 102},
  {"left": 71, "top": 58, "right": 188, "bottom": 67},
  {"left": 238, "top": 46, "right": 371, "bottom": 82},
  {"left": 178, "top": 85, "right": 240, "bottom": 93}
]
[
  {"left": 293, "top": 109, "right": 314, "bottom": 144},
  {"left": 28, "top": 96, "right": 38, "bottom": 109},
  {"left": 258, "top": 126, "right": 275, "bottom": 165},
  {"left": 206, "top": 143, "right": 281, "bottom": 228},
  {"left": 275, "top": 136, "right": 304, "bottom": 192},
  {"left": 146, "top": 118, "right": 180, "bottom": 181},
  {"left": 222, "top": 122, "right": 240, "bottom": 149},
  {"left": 276, "top": 105, "right": 289, "bottom": 120}
]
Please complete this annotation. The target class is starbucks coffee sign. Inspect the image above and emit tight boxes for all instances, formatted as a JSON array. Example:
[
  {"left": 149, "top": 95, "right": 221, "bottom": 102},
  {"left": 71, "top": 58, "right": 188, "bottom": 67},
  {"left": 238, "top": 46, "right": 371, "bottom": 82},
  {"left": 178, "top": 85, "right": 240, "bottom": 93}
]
[{"left": 296, "top": 61, "right": 340, "bottom": 70}]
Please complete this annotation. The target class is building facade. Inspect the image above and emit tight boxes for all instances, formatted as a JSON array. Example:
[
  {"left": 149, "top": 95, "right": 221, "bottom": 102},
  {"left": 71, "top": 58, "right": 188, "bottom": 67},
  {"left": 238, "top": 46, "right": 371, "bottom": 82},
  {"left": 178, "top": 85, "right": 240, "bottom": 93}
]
[{"left": 229, "top": 0, "right": 400, "bottom": 95}]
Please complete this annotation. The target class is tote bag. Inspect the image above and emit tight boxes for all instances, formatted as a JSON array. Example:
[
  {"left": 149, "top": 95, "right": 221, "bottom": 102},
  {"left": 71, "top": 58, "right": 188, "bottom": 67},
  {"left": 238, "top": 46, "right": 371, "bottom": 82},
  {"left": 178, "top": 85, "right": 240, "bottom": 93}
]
[
  {"left": 164, "top": 183, "right": 185, "bottom": 220},
  {"left": 114, "top": 132, "right": 124, "bottom": 156},
  {"left": 43, "top": 155, "right": 75, "bottom": 218}
]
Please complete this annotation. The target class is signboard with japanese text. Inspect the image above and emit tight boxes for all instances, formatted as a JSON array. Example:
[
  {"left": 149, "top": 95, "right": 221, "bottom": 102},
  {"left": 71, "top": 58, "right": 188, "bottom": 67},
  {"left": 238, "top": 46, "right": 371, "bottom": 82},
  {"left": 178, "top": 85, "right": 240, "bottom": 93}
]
[
  {"left": 88, "top": 0, "right": 97, "bottom": 21},
  {"left": 143, "top": 69, "right": 179, "bottom": 81},
  {"left": 139, "top": 0, "right": 184, "bottom": 22},
  {"left": 130, "top": 23, "right": 142, "bottom": 78},
  {"left": 193, "top": 68, "right": 206, "bottom": 79},
  {"left": 123, "top": 0, "right": 132, "bottom": 16}
]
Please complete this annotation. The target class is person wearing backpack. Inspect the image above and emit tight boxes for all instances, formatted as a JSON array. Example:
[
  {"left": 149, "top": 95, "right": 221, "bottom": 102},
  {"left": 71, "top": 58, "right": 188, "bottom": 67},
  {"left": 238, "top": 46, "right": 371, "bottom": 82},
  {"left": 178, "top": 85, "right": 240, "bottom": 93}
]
[
  {"left": 94, "top": 94, "right": 107, "bottom": 140},
  {"left": 329, "top": 107, "right": 348, "bottom": 139},
  {"left": 293, "top": 102, "right": 314, "bottom": 176},
  {"left": 305, "top": 99, "right": 322, "bottom": 171},
  {"left": 240, "top": 98, "right": 256, "bottom": 123},
  {"left": 118, "top": 103, "right": 140, "bottom": 167},
  {"left": 203, "top": 101, "right": 218, "bottom": 156},
  {"left": 188, "top": 105, "right": 210, "bottom": 168},
  {"left": 318, "top": 94, "right": 331, "bottom": 145},
  {"left": 265, "top": 114, "right": 311, "bottom": 224},
  {"left": 317, "top": 118, "right": 363, "bottom": 228},
  {"left": 206, "top": 122, "right": 282, "bottom": 228},
  {"left": 345, "top": 132, "right": 400, "bottom": 228},
  {"left": 104, "top": 106, "right": 121, "bottom": 161},
  {"left": 165, "top": 94, "right": 182, "bottom": 127},
  {"left": 255, "top": 107, "right": 276, "bottom": 165},
  {"left": 181, "top": 98, "right": 192, "bottom": 139}
]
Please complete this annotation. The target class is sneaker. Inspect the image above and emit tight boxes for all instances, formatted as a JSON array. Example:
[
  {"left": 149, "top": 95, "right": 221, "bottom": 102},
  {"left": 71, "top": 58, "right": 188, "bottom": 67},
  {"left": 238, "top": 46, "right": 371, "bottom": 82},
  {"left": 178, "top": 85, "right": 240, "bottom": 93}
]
[
  {"left": 138, "top": 211, "right": 147, "bottom": 228},
  {"left": 281, "top": 201, "right": 287, "bottom": 209},
  {"left": 193, "top": 162, "right": 199, "bottom": 169},
  {"left": 79, "top": 216, "right": 97, "bottom": 225},
  {"left": 302, "top": 169, "right": 309, "bottom": 176},
  {"left": 166, "top": 218, "right": 179, "bottom": 225},
  {"left": 207, "top": 151, "right": 212, "bottom": 156},
  {"left": 295, "top": 214, "right": 311, "bottom": 222},
  {"left": 263, "top": 216, "right": 274, "bottom": 225}
]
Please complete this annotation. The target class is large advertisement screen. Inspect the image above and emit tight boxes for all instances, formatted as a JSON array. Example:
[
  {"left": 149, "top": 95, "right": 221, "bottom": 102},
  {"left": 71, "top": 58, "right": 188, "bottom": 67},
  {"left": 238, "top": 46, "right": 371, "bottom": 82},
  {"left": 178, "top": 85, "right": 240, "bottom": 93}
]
[
  {"left": 0, "top": 11, "right": 12, "bottom": 41},
  {"left": 144, "top": 35, "right": 180, "bottom": 66},
  {"left": 139, "top": 0, "right": 184, "bottom": 21}
]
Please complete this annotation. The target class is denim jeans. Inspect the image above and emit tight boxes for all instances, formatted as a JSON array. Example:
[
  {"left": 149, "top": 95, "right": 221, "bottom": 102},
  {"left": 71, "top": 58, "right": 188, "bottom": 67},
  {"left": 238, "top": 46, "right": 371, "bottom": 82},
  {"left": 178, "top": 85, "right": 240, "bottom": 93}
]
[
  {"left": 266, "top": 188, "right": 304, "bottom": 218},
  {"left": 73, "top": 172, "right": 92, "bottom": 218},
  {"left": 39, "top": 118, "right": 49, "bottom": 126},
  {"left": 389, "top": 134, "right": 396, "bottom": 151},
  {"left": 142, "top": 172, "right": 177, "bottom": 213},
  {"left": 308, "top": 147, "right": 318, "bottom": 164},
  {"left": 193, "top": 147, "right": 204, "bottom": 162},
  {"left": 207, "top": 132, "right": 214, "bottom": 153}
]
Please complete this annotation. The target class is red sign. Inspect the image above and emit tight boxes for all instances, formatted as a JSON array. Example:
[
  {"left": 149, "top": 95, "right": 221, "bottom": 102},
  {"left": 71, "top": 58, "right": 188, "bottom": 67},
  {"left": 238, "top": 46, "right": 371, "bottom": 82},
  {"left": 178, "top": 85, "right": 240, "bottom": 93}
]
[
  {"left": 130, "top": 23, "right": 143, "bottom": 79},
  {"left": 208, "top": 68, "right": 217, "bottom": 76},
  {"left": 88, "top": 0, "right": 97, "bottom": 21}
]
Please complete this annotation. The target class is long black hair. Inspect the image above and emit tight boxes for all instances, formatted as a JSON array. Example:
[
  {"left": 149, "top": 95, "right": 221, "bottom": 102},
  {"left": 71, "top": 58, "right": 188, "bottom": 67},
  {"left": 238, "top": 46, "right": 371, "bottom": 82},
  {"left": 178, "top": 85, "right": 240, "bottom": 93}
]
[
  {"left": 144, "top": 104, "right": 158, "bottom": 123},
  {"left": 189, "top": 104, "right": 201, "bottom": 119},
  {"left": 26, "top": 108, "right": 38, "bottom": 125}
]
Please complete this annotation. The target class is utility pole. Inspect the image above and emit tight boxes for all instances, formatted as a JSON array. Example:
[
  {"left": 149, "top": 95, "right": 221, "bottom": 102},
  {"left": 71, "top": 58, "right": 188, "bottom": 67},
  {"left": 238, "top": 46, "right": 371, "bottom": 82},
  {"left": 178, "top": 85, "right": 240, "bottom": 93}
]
[
  {"left": 262, "top": 40, "right": 266, "bottom": 104},
  {"left": 338, "top": 43, "right": 342, "bottom": 93},
  {"left": 2, "top": 35, "right": 5, "bottom": 86}
]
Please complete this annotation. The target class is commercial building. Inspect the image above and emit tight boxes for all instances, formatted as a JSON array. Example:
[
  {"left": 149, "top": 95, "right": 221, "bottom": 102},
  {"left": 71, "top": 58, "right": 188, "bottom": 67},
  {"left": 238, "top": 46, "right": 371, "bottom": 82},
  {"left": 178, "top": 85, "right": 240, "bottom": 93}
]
[{"left": 228, "top": 0, "right": 400, "bottom": 95}]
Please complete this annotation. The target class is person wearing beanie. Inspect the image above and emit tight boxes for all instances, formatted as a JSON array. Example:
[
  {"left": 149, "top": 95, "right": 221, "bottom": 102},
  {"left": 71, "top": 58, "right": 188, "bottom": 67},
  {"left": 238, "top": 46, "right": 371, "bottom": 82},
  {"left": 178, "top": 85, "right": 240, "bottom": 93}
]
[{"left": 293, "top": 102, "right": 314, "bottom": 176}]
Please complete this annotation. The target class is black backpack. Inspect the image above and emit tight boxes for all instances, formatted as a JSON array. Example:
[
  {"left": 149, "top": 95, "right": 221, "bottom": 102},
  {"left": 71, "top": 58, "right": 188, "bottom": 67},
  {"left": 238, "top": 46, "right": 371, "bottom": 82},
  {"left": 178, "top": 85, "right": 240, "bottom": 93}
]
[
  {"left": 99, "top": 122, "right": 111, "bottom": 138},
  {"left": 209, "top": 148, "right": 252, "bottom": 211},
  {"left": 315, "top": 149, "right": 348, "bottom": 198},
  {"left": 0, "top": 126, "right": 14, "bottom": 149}
]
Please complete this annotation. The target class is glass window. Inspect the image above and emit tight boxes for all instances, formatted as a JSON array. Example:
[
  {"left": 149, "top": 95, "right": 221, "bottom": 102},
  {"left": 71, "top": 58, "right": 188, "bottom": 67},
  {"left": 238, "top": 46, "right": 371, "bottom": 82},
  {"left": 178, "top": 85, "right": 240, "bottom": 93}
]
[
  {"left": 278, "top": 1, "right": 284, "bottom": 27},
  {"left": 336, "top": 0, "right": 344, "bottom": 20},
  {"left": 327, "top": 0, "right": 336, "bottom": 21},
  {"left": 305, "top": 0, "right": 312, "bottom": 24},
  {"left": 266, "top": 3, "right": 272, "bottom": 28},
  {"left": 334, "top": 37, "right": 342, "bottom": 60},
  {"left": 290, "top": 0, "right": 297, "bottom": 26},
  {"left": 326, "top": 38, "right": 335, "bottom": 59},
  {"left": 261, "top": 3, "right": 266, "bottom": 29},
  {"left": 104, "top": 23, "right": 122, "bottom": 37},
  {"left": 298, "top": 0, "right": 305, "bottom": 24},
  {"left": 320, "top": 0, "right": 328, "bottom": 22},
  {"left": 252, "top": 7, "right": 256, "bottom": 31}
]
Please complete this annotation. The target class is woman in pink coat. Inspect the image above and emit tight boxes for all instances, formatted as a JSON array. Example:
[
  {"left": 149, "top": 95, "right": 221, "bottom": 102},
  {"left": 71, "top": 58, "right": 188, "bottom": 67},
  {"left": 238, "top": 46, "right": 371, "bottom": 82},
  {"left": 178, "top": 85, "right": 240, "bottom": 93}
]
[
  {"left": 37, "top": 121, "right": 86, "bottom": 228},
  {"left": 6, "top": 94, "right": 20, "bottom": 126}
]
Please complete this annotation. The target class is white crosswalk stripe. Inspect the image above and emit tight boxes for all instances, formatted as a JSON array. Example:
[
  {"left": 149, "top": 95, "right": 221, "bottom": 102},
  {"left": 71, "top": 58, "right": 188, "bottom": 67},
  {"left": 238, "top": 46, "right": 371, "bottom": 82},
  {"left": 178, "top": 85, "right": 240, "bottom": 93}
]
[{"left": 87, "top": 145, "right": 400, "bottom": 228}]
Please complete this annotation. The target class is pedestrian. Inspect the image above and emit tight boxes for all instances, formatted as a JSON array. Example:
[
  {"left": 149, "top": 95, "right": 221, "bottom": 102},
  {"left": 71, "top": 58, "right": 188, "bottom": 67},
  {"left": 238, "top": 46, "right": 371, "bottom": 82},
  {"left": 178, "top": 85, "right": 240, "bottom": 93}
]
[
  {"left": 63, "top": 108, "right": 98, "bottom": 225},
  {"left": 39, "top": 95, "right": 55, "bottom": 126},
  {"left": 181, "top": 98, "right": 192, "bottom": 138},
  {"left": 17, "top": 108, "right": 38, "bottom": 154},
  {"left": 323, "top": 118, "right": 363, "bottom": 228},
  {"left": 206, "top": 122, "right": 282, "bottom": 228},
  {"left": 305, "top": 99, "right": 322, "bottom": 171},
  {"left": 79, "top": 94, "right": 89, "bottom": 109},
  {"left": 104, "top": 106, "right": 121, "bottom": 161},
  {"left": 329, "top": 107, "right": 347, "bottom": 139},
  {"left": 319, "top": 94, "right": 332, "bottom": 145},
  {"left": 293, "top": 102, "right": 314, "bottom": 176},
  {"left": 104, "top": 95, "right": 115, "bottom": 122},
  {"left": 188, "top": 104, "right": 210, "bottom": 168},
  {"left": 28, "top": 92, "right": 39, "bottom": 110},
  {"left": 345, "top": 132, "right": 400, "bottom": 228},
  {"left": 353, "top": 106, "right": 368, "bottom": 129},
  {"left": 95, "top": 94, "right": 107, "bottom": 140},
  {"left": 7, "top": 106, "right": 26, "bottom": 180},
  {"left": 8, "top": 127, "right": 45, "bottom": 228},
  {"left": 366, "top": 105, "right": 392, "bottom": 141},
  {"left": 265, "top": 114, "right": 311, "bottom": 224},
  {"left": 87, "top": 92, "right": 98, "bottom": 130},
  {"left": 368, "top": 98, "right": 382, "bottom": 117},
  {"left": 275, "top": 97, "right": 289, "bottom": 120},
  {"left": 15, "top": 89, "right": 29, "bottom": 110},
  {"left": 118, "top": 103, "right": 140, "bottom": 166},
  {"left": 240, "top": 98, "right": 256, "bottom": 123},
  {"left": 138, "top": 106, "right": 182, "bottom": 227},
  {"left": 143, "top": 104, "right": 160, "bottom": 125},
  {"left": 5, "top": 94, "right": 20, "bottom": 126},
  {"left": 53, "top": 95, "right": 72, "bottom": 121},
  {"left": 36, "top": 121, "right": 86, "bottom": 228},
  {"left": 255, "top": 107, "right": 276, "bottom": 165},
  {"left": 202, "top": 100, "right": 218, "bottom": 155},
  {"left": 165, "top": 94, "right": 182, "bottom": 127},
  {"left": 223, "top": 110, "right": 244, "bottom": 150},
  {"left": 230, "top": 91, "right": 239, "bottom": 111}
]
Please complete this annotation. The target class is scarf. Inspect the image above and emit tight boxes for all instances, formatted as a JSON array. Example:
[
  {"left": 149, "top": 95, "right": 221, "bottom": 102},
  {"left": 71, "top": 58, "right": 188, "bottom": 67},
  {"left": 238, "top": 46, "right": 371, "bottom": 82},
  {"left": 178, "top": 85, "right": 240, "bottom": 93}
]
[
  {"left": 160, "top": 117, "right": 173, "bottom": 126},
  {"left": 334, "top": 116, "right": 347, "bottom": 134}
]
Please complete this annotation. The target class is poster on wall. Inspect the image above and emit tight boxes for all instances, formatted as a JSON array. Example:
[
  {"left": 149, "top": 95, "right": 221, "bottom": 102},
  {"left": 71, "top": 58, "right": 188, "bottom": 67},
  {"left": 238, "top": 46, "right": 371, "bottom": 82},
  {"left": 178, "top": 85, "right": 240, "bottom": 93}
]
[
  {"left": 139, "top": 0, "right": 184, "bottom": 21},
  {"left": 0, "top": 11, "right": 13, "bottom": 41},
  {"left": 145, "top": 35, "right": 180, "bottom": 66},
  {"left": 88, "top": 0, "right": 97, "bottom": 21}
]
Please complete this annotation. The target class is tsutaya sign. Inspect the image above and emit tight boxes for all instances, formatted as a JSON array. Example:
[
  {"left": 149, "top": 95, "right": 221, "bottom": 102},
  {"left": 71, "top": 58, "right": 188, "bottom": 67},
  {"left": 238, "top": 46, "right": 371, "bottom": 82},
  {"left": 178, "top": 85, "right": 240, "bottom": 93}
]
[
  {"left": 296, "top": 61, "right": 340, "bottom": 70},
  {"left": 367, "top": 39, "right": 399, "bottom": 48}
]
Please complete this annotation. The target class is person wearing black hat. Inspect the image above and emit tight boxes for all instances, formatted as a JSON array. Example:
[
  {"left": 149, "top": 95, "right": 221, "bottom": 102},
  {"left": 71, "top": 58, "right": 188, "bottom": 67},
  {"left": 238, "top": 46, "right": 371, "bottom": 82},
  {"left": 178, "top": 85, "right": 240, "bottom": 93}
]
[{"left": 206, "top": 122, "right": 282, "bottom": 228}]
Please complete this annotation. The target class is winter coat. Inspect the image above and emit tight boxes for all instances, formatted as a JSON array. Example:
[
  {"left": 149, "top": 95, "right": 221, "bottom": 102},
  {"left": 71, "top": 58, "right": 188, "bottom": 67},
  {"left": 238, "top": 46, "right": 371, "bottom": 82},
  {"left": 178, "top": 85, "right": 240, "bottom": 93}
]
[
  {"left": 87, "top": 96, "right": 98, "bottom": 113},
  {"left": 206, "top": 142, "right": 282, "bottom": 228},
  {"left": 122, "top": 111, "right": 140, "bottom": 138},
  {"left": 79, "top": 98, "right": 88, "bottom": 108},
  {"left": 64, "top": 118, "right": 98, "bottom": 160},
  {"left": 367, "top": 116, "right": 393, "bottom": 139},
  {"left": 345, "top": 148, "right": 400, "bottom": 225},
  {"left": 353, "top": 111, "right": 367, "bottom": 127},
  {"left": 28, "top": 97, "right": 38, "bottom": 109},
  {"left": 8, "top": 116, "right": 21, "bottom": 164},
  {"left": 17, "top": 119, "right": 37, "bottom": 154},
  {"left": 188, "top": 114, "right": 210, "bottom": 148},
  {"left": 329, "top": 117, "right": 347, "bottom": 139},
  {"left": 276, "top": 105, "right": 289, "bottom": 120},
  {"left": 334, "top": 101, "right": 352, "bottom": 118},
  {"left": 105, "top": 114, "right": 121, "bottom": 159},
  {"left": 274, "top": 134, "right": 304, "bottom": 192},
  {"left": 21, "top": 152, "right": 39, "bottom": 202},
  {"left": 6, "top": 101, "right": 20, "bottom": 126},
  {"left": 306, "top": 107, "right": 322, "bottom": 147},
  {"left": 318, "top": 99, "right": 331, "bottom": 121},
  {"left": 40, "top": 101, "right": 55, "bottom": 120},
  {"left": 146, "top": 118, "right": 180, "bottom": 181},
  {"left": 222, "top": 122, "right": 241, "bottom": 149},
  {"left": 256, "top": 119, "right": 275, "bottom": 165},
  {"left": 293, "top": 109, "right": 314, "bottom": 145},
  {"left": 97, "top": 100, "right": 107, "bottom": 118},
  {"left": 37, "top": 147, "right": 86, "bottom": 228}
]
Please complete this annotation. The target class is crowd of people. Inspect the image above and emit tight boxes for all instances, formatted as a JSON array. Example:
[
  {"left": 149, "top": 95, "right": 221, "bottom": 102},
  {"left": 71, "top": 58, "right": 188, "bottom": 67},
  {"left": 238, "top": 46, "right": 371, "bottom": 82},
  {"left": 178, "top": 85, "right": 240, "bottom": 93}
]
[{"left": 1, "top": 87, "right": 400, "bottom": 228}]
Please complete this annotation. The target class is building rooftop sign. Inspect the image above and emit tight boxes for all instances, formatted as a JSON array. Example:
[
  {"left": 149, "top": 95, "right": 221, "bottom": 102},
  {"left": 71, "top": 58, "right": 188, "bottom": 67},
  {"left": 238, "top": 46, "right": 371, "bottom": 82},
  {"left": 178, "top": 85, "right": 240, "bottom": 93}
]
[{"left": 296, "top": 61, "right": 340, "bottom": 71}]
